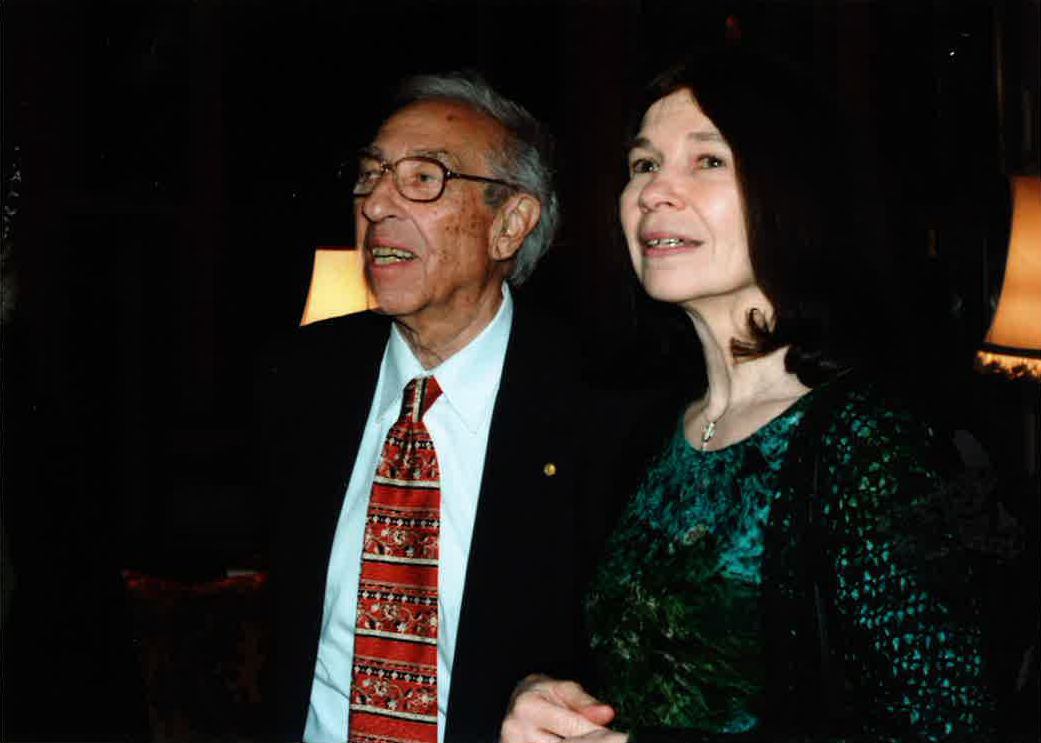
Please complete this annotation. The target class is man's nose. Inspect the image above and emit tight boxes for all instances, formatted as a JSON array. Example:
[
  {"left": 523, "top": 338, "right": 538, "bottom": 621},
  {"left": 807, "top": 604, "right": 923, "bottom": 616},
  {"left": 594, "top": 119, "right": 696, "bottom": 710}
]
[{"left": 360, "top": 167, "right": 400, "bottom": 222}]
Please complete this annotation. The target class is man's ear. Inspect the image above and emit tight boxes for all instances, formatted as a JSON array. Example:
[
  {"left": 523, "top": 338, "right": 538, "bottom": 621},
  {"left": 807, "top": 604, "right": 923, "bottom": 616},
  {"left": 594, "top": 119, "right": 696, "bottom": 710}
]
[{"left": 490, "top": 193, "right": 541, "bottom": 262}]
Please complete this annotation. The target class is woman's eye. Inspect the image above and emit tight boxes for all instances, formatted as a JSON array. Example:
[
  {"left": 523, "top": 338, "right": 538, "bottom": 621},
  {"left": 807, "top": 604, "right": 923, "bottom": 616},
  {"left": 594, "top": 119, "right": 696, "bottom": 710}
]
[
  {"left": 696, "top": 154, "right": 725, "bottom": 169},
  {"left": 629, "top": 158, "right": 658, "bottom": 175}
]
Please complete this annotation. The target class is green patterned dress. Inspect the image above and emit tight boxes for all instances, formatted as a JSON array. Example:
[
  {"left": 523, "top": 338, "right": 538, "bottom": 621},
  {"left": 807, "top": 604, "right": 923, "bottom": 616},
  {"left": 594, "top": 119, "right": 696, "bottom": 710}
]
[{"left": 584, "top": 382, "right": 995, "bottom": 741}]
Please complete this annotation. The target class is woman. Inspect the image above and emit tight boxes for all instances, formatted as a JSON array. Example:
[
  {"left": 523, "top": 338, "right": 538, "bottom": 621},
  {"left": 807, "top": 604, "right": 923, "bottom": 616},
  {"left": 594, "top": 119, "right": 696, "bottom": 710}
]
[{"left": 501, "top": 50, "right": 995, "bottom": 742}]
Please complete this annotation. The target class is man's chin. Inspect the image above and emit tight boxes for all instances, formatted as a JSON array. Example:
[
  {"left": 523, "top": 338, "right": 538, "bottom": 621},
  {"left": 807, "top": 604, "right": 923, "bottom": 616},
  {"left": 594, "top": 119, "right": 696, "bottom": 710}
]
[
  {"left": 368, "top": 293, "right": 424, "bottom": 320},
  {"left": 364, "top": 271, "right": 423, "bottom": 319}
]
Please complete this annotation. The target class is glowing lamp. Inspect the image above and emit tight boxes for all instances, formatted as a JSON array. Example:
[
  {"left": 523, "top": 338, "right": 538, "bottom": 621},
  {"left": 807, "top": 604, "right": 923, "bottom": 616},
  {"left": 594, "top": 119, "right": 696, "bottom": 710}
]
[
  {"left": 300, "top": 247, "right": 376, "bottom": 326},
  {"left": 976, "top": 176, "right": 1041, "bottom": 380}
]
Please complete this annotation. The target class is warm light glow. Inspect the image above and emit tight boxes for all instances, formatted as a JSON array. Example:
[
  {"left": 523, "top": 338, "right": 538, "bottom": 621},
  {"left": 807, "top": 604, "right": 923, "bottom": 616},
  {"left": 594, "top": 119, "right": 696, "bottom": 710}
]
[
  {"left": 975, "top": 350, "right": 1041, "bottom": 379},
  {"left": 300, "top": 247, "right": 376, "bottom": 326},
  {"left": 976, "top": 176, "right": 1041, "bottom": 380}
]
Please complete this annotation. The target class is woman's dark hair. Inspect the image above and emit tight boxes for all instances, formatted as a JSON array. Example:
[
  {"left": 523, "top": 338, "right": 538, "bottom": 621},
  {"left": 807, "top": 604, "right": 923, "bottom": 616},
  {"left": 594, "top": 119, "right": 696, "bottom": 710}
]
[{"left": 632, "top": 49, "right": 914, "bottom": 387}]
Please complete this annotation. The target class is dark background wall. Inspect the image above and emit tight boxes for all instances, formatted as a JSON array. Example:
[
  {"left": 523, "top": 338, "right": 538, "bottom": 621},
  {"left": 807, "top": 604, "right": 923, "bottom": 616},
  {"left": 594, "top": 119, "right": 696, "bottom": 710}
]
[
  {"left": 2, "top": 1, "right": 1038, "bottom": 740},
  {"left": 3, "top": 0, "right": 1038, "bottom": 591}
]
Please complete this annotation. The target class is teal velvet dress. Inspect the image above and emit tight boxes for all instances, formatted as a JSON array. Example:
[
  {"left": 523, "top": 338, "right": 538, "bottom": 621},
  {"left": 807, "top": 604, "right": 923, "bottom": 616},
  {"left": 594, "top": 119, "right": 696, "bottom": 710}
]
[{"left": 583, "top": 382, "right": 995, "bottom": 741}]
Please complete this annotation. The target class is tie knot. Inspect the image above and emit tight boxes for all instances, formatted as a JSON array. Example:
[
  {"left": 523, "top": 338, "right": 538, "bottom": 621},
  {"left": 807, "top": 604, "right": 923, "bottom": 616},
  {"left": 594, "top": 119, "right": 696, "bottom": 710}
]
[{"left": 400, "top": 376, "right": 442, "bottom": 423}]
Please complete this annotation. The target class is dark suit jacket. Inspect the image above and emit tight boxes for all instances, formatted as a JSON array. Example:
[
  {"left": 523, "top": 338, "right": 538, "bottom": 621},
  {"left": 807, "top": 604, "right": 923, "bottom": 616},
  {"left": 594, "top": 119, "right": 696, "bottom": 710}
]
[{"left": 258, "top": 296, "right": 628, "bottom": 742}]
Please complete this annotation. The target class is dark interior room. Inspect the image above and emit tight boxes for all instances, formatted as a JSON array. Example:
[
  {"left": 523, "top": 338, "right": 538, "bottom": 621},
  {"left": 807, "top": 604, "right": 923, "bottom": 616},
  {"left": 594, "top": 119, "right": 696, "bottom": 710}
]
[{"left": 3, "top": 1, "right": 1038, "bottom": 740}]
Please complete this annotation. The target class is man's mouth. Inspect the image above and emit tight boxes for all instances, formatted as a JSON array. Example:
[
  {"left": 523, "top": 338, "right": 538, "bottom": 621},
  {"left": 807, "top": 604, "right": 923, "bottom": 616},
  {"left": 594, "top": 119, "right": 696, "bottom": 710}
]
[{"left": 369, "top": 246, "right": 416, "bottom": 265}]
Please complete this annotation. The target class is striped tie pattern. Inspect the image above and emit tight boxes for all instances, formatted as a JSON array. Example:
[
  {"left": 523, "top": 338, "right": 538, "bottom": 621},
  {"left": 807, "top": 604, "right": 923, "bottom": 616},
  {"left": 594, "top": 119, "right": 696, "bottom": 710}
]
[{"left": 348, "top": 376, "right": 442, "bottom": 743}]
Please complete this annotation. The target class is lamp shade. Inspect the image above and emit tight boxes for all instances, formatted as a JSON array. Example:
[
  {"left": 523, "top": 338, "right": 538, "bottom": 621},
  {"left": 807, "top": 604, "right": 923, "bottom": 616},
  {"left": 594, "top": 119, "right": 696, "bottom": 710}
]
[
  {"left": 300, "top": 247, "right": 376, "bottom": 326},
  {"left": 976, "top": 176, "right": 1041, "bottom": 379}
]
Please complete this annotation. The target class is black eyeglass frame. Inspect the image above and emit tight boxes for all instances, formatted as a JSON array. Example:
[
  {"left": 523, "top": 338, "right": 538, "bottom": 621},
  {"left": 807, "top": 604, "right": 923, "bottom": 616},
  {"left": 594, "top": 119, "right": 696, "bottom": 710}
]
[{"left": 350, "top": 154, "right": 521, "bottom": 203}]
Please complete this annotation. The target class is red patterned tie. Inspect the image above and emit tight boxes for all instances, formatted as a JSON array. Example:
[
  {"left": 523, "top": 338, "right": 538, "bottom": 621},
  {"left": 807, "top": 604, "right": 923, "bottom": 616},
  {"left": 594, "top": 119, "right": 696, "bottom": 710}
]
[{"left": 349, "top": 376, "right": 442, "bottom": 743}]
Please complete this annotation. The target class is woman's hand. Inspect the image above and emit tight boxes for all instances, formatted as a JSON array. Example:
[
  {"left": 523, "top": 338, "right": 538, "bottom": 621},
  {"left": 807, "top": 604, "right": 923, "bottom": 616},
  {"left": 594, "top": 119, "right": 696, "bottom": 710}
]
[
  {"left": 509, "top": 729, "right": 628, "bottom": 743},
  {"left": 500, "top": 674, "right": 618, "bottom": 743},
  {"left": 558, "top": 730, "right": 629, "bottom": 743}
]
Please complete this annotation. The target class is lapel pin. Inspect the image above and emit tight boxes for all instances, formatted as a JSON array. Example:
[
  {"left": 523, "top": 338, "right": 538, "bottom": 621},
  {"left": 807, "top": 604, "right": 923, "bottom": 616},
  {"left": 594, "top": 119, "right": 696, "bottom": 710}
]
[{"left": 543, "top": 462, "right": 557, "bottom": 477}]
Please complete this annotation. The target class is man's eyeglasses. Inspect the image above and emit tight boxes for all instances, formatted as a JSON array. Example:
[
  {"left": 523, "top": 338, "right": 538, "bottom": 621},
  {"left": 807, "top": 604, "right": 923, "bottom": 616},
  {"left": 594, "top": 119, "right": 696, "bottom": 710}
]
[{"left": 351, "top": 154, "right": 520, "bottom": 203}]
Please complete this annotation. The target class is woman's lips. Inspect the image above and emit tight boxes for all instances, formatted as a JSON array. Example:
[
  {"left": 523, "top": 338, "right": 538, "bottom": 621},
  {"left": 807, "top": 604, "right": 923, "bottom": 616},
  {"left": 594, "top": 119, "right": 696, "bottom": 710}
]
[{"left": 640, "top": 234, "right": 703, "bottom": 255}]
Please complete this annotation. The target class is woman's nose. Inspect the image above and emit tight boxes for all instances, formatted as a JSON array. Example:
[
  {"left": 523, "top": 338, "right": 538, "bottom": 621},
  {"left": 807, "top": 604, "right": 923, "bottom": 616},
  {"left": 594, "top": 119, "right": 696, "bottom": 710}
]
[{"left": 638, "top": 172, "right": 685, "bottom": 212}]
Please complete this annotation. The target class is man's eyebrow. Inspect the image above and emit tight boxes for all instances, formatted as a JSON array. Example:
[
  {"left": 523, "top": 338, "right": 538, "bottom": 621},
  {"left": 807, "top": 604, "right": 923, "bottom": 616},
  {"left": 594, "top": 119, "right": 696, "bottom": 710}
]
[
  {"left": 410, "top": 148, "right": 459, "bottom": 166},
  {"left": 357, "top": 146, "right": 460, "bottom": 168}
]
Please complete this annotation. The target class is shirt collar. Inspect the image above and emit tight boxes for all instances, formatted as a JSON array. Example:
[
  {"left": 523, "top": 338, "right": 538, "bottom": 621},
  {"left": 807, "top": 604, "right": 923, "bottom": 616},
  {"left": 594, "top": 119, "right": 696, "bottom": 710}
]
[{"left": 377, "top": 284, "right": 513, "bottom": 434}]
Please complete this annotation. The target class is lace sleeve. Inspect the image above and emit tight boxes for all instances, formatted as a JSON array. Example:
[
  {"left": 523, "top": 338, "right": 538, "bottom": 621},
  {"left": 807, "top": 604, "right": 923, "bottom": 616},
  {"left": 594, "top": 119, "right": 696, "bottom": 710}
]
[{"left": 817, "top": 393, "right": 996, "bottom": 741}]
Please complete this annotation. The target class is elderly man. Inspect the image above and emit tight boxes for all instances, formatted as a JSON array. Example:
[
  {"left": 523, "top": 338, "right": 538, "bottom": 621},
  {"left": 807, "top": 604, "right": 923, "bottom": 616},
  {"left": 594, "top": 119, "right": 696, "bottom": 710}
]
[{"left": 258, "top": 71, "right": 602, "bottom": 743}]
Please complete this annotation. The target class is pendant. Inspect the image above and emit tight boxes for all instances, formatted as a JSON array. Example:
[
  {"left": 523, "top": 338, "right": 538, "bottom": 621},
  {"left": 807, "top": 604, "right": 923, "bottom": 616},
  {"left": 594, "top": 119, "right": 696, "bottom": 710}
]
[{"left": 701, "top": 419, "right": 716, "bottom": 447}]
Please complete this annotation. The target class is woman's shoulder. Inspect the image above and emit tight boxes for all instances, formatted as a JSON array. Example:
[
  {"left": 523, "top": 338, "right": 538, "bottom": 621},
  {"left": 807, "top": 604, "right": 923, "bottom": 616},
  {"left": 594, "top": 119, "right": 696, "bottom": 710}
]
[
  {"left": 809, "top": 372, "right": 947, "bottom": 446},
  {"left": 790, "top": 371, "right": 958, "bottom": 490}
]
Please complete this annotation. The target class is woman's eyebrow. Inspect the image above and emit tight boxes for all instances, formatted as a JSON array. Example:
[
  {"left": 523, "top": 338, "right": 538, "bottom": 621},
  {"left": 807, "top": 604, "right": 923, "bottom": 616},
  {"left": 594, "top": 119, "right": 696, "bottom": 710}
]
[
  {"left": 625, "top": 131, "right": 725, "bottom": 156},
  {"left": 625, "top": 136, "right": 660, "bottom": 157}
]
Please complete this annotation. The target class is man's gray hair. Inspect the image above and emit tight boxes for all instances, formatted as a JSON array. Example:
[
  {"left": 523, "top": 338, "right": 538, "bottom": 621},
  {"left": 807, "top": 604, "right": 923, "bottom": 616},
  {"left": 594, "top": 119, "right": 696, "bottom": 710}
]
[{"left": 394, "top": 71, "right": 559, "bottom": 286}]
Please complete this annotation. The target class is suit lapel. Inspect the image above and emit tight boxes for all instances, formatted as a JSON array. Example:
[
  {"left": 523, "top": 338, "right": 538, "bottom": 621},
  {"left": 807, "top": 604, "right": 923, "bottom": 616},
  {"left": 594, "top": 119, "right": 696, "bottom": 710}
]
[{"left": 444, "top": 300, "right": 580, "bottom": 738}]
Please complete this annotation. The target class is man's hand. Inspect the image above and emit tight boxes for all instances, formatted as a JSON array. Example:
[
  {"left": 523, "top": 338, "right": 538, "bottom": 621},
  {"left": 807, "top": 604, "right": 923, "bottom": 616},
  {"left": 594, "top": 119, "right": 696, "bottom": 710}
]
[{"left": 500, "top": 674, "right": 618, "bottom": 743}]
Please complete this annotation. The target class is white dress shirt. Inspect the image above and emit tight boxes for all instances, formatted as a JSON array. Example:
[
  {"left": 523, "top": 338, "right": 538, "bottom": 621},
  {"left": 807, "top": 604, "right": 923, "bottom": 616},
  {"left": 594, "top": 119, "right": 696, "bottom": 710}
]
[{"left": 304, "top": 286, "right": 514, "bottom": 743}]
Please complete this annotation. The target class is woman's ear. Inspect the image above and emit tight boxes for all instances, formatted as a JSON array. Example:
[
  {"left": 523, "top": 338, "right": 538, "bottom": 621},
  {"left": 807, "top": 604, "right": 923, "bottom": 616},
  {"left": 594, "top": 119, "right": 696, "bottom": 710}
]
[{"left": 490, "top": 193, "right": 541, "bottom": 262}]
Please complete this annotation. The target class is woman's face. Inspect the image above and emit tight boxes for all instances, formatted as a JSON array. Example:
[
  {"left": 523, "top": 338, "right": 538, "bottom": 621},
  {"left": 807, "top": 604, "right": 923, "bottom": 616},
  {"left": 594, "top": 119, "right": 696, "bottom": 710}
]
[{"left": 620, "top": 89, "right": 755, "bottom": 309}]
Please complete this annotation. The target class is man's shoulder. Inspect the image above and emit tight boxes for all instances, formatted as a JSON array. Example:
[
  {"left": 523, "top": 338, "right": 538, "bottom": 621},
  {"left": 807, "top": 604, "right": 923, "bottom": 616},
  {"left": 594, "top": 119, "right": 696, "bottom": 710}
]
[
  {"left": 295, "top": 309, "right": 391, "bottom": 344},
  {"left": 269, "top": 311, "right": 389, "bottom": 359},
  {"left": 503, "top": 295, "right": 580, "bottom": 389},
  {"left": 507, "top": 293, "right": 576, "bottom": 355},
  {"left": 257, "top": 311, "right": 390, "bottom": 397}
]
